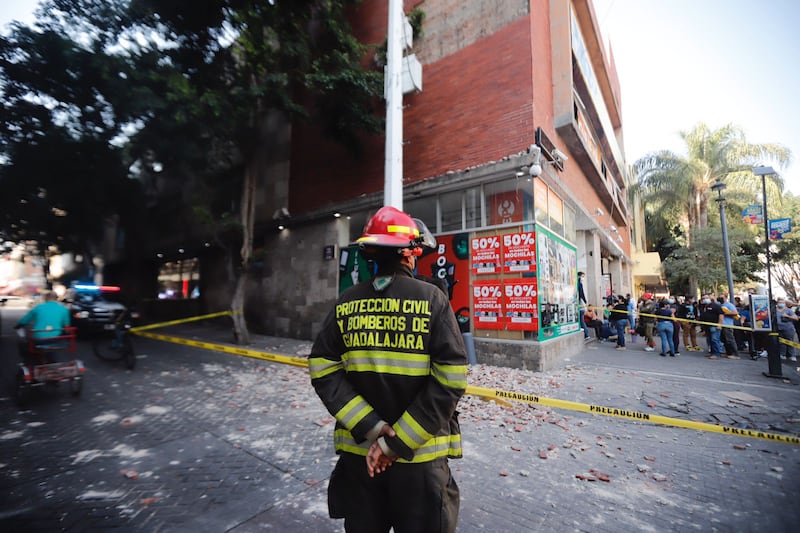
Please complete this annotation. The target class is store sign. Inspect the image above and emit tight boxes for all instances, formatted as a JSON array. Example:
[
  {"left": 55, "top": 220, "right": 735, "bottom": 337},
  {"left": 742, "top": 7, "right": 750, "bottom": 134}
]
[
  {"left": 769, "top": 218, "right": 792, "bottom": 240},
  {"left": 473, "top": 280, "right": 503, "bottom": 329},
  {"left": 750, "top": 294, "right": 771, "bottom": 332},
  {"left": 471, "top": 235, "right": 501, "bottom": 275},
  {"left": 502, "top": 232, "right": 536, "bottom": 273},
  {"left": 504, "top": 278, "right": 538, "bottom": 331},
  {"left": 742, "top": 205, "right": 763, "bottom": 224}
]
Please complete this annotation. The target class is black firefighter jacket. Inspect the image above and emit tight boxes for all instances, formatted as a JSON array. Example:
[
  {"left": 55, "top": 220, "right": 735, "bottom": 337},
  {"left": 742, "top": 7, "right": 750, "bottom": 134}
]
[{"left": 309, "top": 265, "right": 467, "bottom": 463}]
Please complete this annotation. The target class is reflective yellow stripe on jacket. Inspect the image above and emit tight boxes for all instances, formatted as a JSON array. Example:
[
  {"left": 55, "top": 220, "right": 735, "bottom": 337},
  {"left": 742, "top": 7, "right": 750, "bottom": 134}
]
[
  {"left": 308, "top": 356, "right": 342, "bottom": 379},
  {"left": 334, "top": 428, "right": 462, "bottom": 462},
  {"left": 341, "top": 349, "right": 430, "bottom": 376}
]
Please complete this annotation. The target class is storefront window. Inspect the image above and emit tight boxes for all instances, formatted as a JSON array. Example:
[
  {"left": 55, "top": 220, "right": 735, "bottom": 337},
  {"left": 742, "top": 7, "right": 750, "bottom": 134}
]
[
  {"left": 157, "top": 258, "right": 200, "bottom": 299},
  {"left": 485, "top": 178, "right": 533, "bottom": 226},
  {"left": 465, "top": 186, "right": 482, "bottom": 229},
  {"left": 534, "top": 178, "right": 548, "bottom": 226},
  {"left": 348, "top": 210, "right": 370, "bottom": 243},
  {"left": 548, "top": 188, "right": 564, "bottom": 236},
  {"left": 440, "top": 190, "right": 463, "bottom": 232},
  {"left": 406, "top": 197, "right": 438, "bottom": 234}
]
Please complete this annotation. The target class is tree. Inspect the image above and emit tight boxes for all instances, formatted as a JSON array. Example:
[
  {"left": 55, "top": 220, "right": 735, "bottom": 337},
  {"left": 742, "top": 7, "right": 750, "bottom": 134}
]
[
  {"left": 634, "top": 122, "right": 792, "bottom": 295},
  {"left": 770, "top": 192, "right": 800, "bottom": 301},
  {"left": 0, "top": 12, "right": 146, "bottom": 285},
  {"left": 662, "top": 226, "right": 763, "bottom": 296},
  {"left": 4, "top": 0, "right": 385, "bottom": 343},
  {"left": 122, "top": 0, "right": 384, "bottom": 343}
]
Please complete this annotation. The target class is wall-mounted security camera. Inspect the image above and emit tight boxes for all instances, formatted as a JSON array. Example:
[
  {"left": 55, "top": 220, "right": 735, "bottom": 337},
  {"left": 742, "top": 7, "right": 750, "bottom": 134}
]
[
  {"left": 553, "top": 148, "right": 569, "bottom": 162},
  {"left": 529, "top": 163, "right": 542, "bottom": 177}
]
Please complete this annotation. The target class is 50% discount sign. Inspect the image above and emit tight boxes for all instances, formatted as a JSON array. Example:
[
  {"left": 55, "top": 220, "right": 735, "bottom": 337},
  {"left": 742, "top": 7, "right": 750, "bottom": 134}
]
[{"left": 471, "top": 235, "right": 501, "bottom": 274}]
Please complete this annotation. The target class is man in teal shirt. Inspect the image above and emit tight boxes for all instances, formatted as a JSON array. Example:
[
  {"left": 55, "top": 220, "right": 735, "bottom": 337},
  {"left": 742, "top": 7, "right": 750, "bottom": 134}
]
[{"left": 16, "top": 290, "right": 71, "bottom": 339}]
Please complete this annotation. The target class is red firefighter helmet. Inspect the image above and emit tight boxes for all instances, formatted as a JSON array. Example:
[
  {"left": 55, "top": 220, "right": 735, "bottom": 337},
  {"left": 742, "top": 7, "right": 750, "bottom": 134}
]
[{"left": 355, "top": 206, "right": 436, "bottom": 256}]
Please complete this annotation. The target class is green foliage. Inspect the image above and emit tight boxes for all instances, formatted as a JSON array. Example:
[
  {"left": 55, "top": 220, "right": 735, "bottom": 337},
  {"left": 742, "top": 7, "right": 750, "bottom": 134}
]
[
  {"left": 374, "top": 7, "right": 426, "bottom": 67},
  {"left": 634, "top": 122, "right": 792, "bottom": 294},
  {"left": 769, "top": 192, "right": 800, "bottom": 300},
  {"left": 662, "top": 226, "right": 763, "bottom": 296},
  {"left": 0, "top": 12, "right": 144, "bottom": 258},
  {"left": 0, "top": 0, "right": 385, "bottom": 265}
]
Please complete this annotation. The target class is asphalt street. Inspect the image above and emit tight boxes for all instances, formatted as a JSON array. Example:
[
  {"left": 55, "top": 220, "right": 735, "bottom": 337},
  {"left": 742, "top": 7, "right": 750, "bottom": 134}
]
[{"left": 1, "top": 304, "right": 799, "bottom": 532}]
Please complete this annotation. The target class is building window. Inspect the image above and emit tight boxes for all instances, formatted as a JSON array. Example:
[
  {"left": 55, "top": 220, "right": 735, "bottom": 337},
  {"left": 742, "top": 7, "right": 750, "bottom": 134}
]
[
  {"left": 484, "top": 177, "right": 533, "bottom": 226},
  {"left": 406, "top": 197, "right": 438, "bottom": 234},
  {"left": 157, "top": 258, "right": 200, "bottom": 299},
  {"left": 348, "top": 210, "right": 371, "bottom": 243},
  {"left": 440, "top": 190, "right": 463, "bottom": 232},
  {"left": 547, "top": 188, "right": 564, "bottom": 236},
  {"left": 465, "top": 186, "right": 482, "bottom": 229}
]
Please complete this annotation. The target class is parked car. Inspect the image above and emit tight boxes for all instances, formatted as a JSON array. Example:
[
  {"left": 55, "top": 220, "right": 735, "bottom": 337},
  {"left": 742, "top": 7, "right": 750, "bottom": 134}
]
[{"left": 64, "top": 284, "right": 130, "bottom": 336}]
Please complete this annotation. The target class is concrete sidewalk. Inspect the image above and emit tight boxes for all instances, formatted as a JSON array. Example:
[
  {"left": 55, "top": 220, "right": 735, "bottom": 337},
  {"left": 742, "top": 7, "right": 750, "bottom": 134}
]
[
  {"left": 173, "top": 323, "right": 800, "bottom": 532},
  {"left": 1, "top": 319, "right": 798, "bottom": 532}
]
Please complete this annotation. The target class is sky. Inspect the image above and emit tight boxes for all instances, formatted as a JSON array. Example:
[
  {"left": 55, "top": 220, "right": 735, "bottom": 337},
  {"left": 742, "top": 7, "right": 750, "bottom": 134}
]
[
  {"left": 592, "top": 0, "right": 800, "bottom": 195},
  {"left": 1, "top": 0, "right": 798, "bottom": 194}
]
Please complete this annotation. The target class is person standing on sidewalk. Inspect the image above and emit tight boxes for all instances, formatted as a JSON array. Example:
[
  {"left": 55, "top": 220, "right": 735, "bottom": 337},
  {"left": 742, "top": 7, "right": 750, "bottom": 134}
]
[
  {"left": 577, "top": 272, "right": 591, "bottom": 340},
  {"left": 668, "top": 295, "right": 681, "bottom": 356},
  {"left": 719, "top": 295, "right": 740, "bottom": 359},
  {"left": 639, "top": 293, "right": 656, "bottom": 352},
  {"left": 676, "top": 295, "right": 699, "bottom": 351},
  {"left": 655, "top": 299, "right": 676, "bottom": 357},
  {"left": 309, "top": 206, "right": 467, "bottom": 533},
  {"left": 612, "top": 296, "right": 629, "bottom": 350},
  {"left": 626, "top": 293, "right": 637, "bottom": 344},
  {"left": 698, "top": 294, "right": 724, "bottom": 359},
  {"left": 775, "top": 297, "right": 798, "bottom": 362}
]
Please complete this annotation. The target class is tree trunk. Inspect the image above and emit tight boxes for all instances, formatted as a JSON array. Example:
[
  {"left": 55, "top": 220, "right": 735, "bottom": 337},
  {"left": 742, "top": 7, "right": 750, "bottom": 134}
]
[
  {"left": 231, "top": 157, "right": 258, "bottom": 345},
  {"left": 231, "top": 267, "right": 249, "bottom": 344}
]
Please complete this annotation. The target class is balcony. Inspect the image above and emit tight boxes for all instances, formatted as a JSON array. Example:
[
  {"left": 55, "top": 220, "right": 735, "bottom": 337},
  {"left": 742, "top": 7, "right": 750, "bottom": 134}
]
[{"left": 556, "top": 92, "right": 628, "bottom": 227}]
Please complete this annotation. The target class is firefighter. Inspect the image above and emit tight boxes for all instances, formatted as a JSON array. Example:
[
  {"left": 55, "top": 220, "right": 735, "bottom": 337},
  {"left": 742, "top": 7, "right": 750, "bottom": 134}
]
[{"left": 309, "top": 206, "right": 468, "bottom": 533}]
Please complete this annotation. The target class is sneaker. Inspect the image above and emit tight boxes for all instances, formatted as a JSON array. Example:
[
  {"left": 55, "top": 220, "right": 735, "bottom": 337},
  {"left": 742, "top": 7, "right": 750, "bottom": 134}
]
[
  {"left": 685, "top": 345, "right": 692, "bottom": 351},
  {"left": 759, "top": 350, "right": 768, "bottom": 358},
  {"left": 615, "top": 346, "right": 626, "bottom": 350},
  {"left": 693, "top": 346, "right": 701, "bottom": 351},
  {"left": 644, "top": 346, "right": 654, "bottom": 352},
  {"left": 790, "top": 356, "right": 798, "bottom": 362},
  {"left": 673, "top": 352, "right": 680, "bottom": 356},
  {"left": 659, "top": 352, "right": 667, "bottom": 357}
]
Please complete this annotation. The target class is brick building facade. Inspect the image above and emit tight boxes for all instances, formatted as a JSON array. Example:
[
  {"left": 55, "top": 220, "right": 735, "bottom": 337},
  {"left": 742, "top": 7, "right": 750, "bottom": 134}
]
[{"left": 209, "top": 0, "right": 641, "bottom": 370}]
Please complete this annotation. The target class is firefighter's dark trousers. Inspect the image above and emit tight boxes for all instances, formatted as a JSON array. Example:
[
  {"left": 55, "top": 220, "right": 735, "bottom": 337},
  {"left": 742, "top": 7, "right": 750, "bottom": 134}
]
[{"left": 328, "top": 453, "right": 460, "bottom": 533}]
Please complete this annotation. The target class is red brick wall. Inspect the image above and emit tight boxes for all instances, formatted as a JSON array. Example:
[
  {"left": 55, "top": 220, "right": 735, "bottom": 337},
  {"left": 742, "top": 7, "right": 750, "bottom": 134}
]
[{"left": 290, "top": 10, "right": 537, "bottom": 215}]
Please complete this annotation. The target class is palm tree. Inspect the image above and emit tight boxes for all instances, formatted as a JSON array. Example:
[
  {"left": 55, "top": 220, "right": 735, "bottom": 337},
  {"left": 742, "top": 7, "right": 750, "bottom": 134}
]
[{"left": 634, "top": 122, "right": 791, "bottom": 295}]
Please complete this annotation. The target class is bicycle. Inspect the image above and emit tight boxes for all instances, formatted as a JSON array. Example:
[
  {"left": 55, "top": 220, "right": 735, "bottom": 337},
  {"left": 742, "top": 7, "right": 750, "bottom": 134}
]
[{"left": 92, "top": 310, "right": 137, "bottom": 369}]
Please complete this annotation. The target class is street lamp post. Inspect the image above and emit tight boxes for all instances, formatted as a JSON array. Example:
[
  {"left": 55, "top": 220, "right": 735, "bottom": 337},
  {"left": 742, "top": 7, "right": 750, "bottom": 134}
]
[
  {"left": 710, "top": 179, "right": 735, "bottom": 300},
  {"left": 752, "top": 165, "right": 782, "bottom": 378}
]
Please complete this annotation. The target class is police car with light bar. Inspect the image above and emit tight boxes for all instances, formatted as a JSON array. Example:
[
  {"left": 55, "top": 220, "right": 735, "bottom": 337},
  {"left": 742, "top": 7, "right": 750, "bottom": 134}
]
[{"left": 64, "top": 283, "right": 129, "bottom": 336}]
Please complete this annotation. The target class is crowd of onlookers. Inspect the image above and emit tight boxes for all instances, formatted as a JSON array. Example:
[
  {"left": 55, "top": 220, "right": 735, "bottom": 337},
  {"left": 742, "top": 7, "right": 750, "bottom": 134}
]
[{"left": 579, "top": 289, "right": 799, "bottom": 362}]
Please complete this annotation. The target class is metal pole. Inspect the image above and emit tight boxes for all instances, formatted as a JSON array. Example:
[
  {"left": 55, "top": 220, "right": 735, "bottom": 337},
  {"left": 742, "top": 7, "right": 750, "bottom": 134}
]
[
  {"left": 717, "top": 197, "right": 734, "bottom": 299},
  {"left": 762, "top": 173, "right": 782, "bottom": 378},
  {"left": 384, "top": 0, "right": 403, "bottom": 210}
]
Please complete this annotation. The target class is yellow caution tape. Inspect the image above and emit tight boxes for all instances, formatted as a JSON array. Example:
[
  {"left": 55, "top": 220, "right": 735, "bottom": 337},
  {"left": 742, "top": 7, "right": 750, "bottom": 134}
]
[
  {"left": 134, "top": 330, "right": 309, "bottom": 368},
  {"left": 779, "top": 336, "right": 800, "bottom": 349},
  {"left": 465, "top": 385, "right": 800, "bottom": 446},
  {"left": 136, "top": 312, "right": 800, "bottom": 446},
  {"left": 131, "top": 310, "right": 242, "bottom": 332}
]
